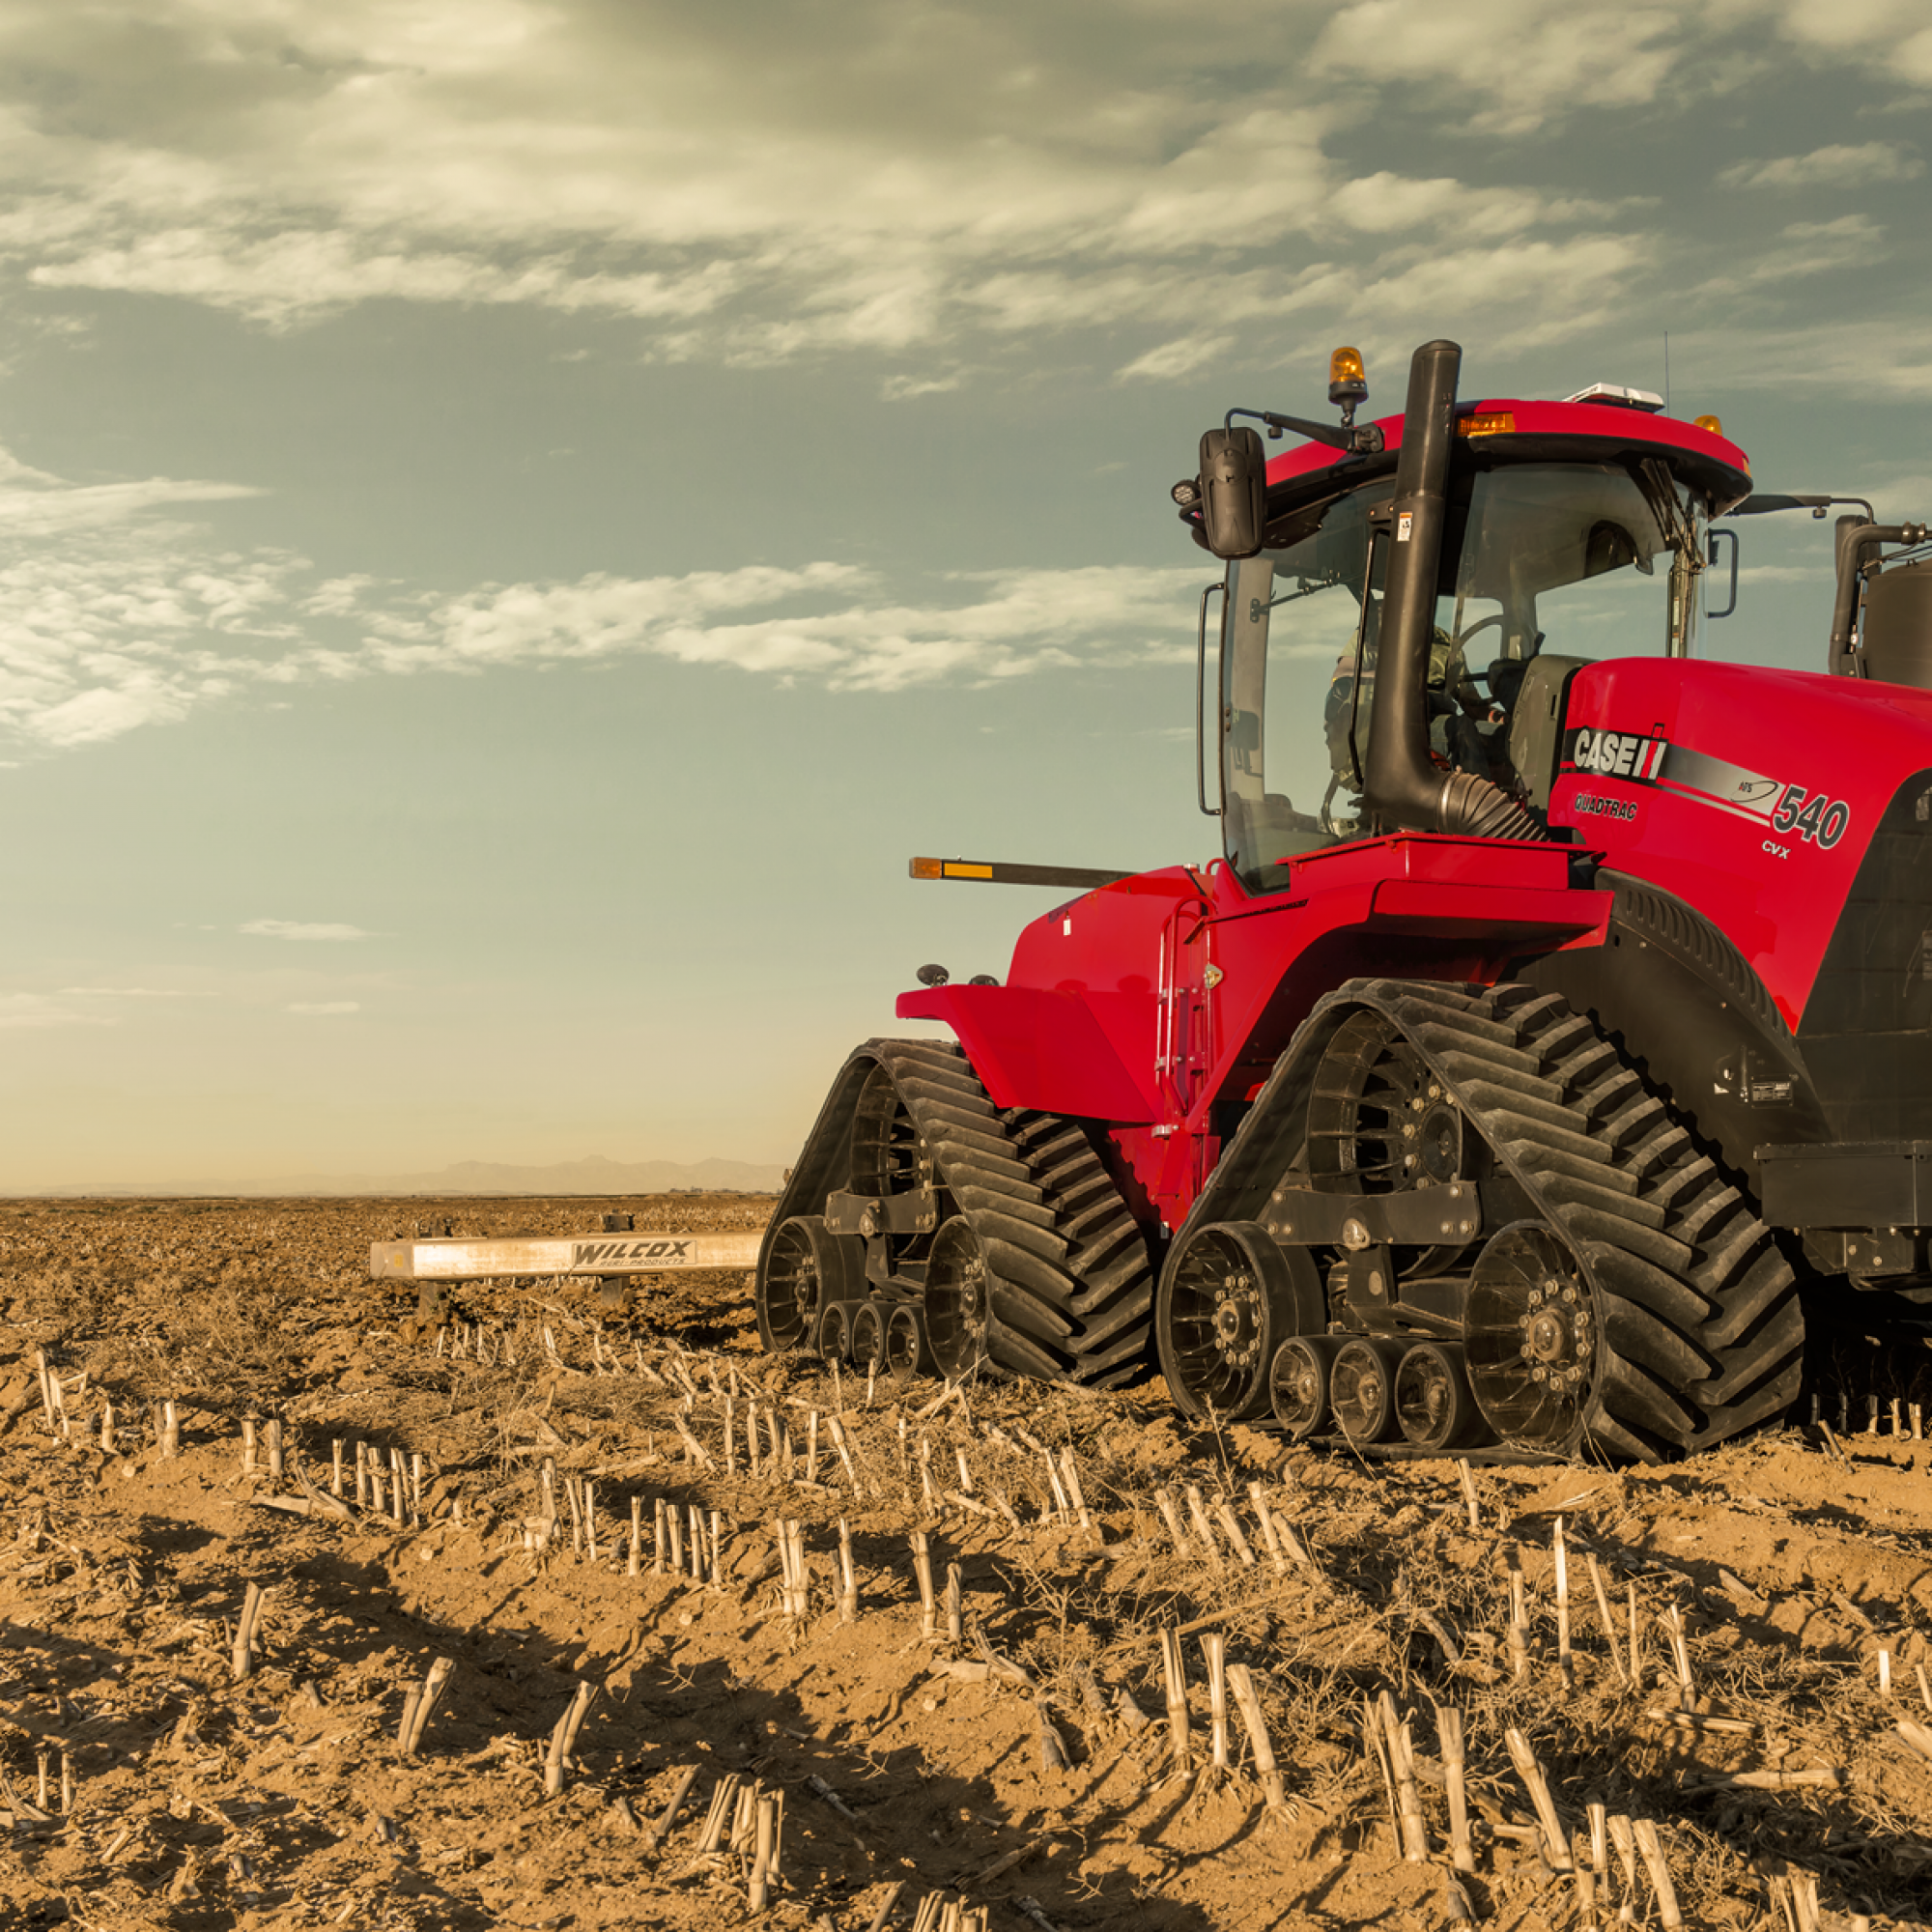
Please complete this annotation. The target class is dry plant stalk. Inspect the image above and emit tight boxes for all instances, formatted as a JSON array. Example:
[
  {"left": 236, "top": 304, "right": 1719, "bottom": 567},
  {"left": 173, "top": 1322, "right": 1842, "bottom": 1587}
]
[
  {"left": 838, "top": 1518, "right": 859, "bottom": 1622},
  {"left": 696, "top": 1773, "right": 742, "bottom": 1854},
  {"left": 1633, "top": 1818, "right": 1683, "bottom": 1929},
  {"left": 266, "top": 1417, "right": 284, "bottom": 1480},
  {"left": 1586, "top": 1552, "right": 1626, "bottom": 1682},
  {"left": 329, "top": 1436, "right": 343, "bottom": 1494},
  {"left": 1204, "top": 1634, "right": 1231, "bottom": 1772},
  {"left": 689, "top": 1504, "right": 705, "bottom": 1582},
  {"left": 1662, "top": 1602, "right": 1694, "bottom": 1705},
  {"left": 160, "top": 1400, "right": 181, "bottom": 1460},
  {"left": 1503, "top": 1726, "right": 1574, "bottom": 1872},
  {"left": 1379, "top": 1692, "right": 1428, "bottom": 1862},
  {"left": 911, "top": 1532, "right": 936, "bottom": 1638},
  {"left": 99, "top": 1400, "right": 116, "bottom": 1456},
  {"left": 1553, "top": 1517, "right": 1573, "bottom": 1685},
  {"left": 399, "top": 1656, "right": 454, "bottom": 1756},
  {"left": 241, "top": 1415, "right": 259, "bottom": 1476},
  {"left": 655, "top": 1496, "right": 668, "bottom": 1575},
  {"left": 748, "top": 1793, "right": 778, "bottom": 1910},
  {"left": 1213, "top": 1501, "right": 1257, "bottom": 1568},
  {"left": 1507, "top": 1562, "right": 1530, "bottom": 1681},
  {"left": 1435, "top": 1703, "right": 1475, "bottom": 1876},
  {"left": 944, "top": 1562, "right": 964, "bottom": 1646},
  {"left": 1246, "top": 1482, "right": 1287, "bottom": 1573},
  {"left": 1183, "top": 1487, "right": 1225, "bottom": 1570},
  {"left": 1456, "top": 1457, "right": 1481, "bottom": 1530},
  {"left": 643, "top": 1764, "right": 699, "bottom": 1851},
  {"left": 1153, "top": 1488, "right": 1192, "bottom": 1557},
  {"left": 1226, "top": 1662, "right": 1288, "bottom": 1818},
  {"left": 1159, "top": 1628, "right": 1191, "bottom": 1769},
  {"left": 544, "top": 1681, "right": 597, "bottom": 1796},
  {"left": 1059, "top": 1448, "right": 1091, "bottom": 1531},
  {"left": 231, "top": 1582, "right": 266, "bottom": 1682},
  {"left": 629, "top": 1496, "right": 642, "bottom": 1577}
]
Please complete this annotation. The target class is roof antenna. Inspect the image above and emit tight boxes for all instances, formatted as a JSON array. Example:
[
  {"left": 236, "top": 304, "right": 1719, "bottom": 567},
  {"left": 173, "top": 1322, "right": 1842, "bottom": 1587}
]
[{"left": 1663, "top": 331, "right": 1671, "bottom": 414}]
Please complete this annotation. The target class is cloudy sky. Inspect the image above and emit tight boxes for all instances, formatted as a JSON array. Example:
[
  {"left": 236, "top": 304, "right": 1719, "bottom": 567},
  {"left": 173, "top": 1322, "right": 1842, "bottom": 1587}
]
[{"left": 3, "top": 0, "right": 1929, "bottom": 1186}]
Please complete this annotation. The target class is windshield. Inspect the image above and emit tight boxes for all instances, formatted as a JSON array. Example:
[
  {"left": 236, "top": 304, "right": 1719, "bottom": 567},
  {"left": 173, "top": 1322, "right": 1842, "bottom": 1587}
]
[{"left": 1219, "top": 457, "right": 1709, "bottom": 894}]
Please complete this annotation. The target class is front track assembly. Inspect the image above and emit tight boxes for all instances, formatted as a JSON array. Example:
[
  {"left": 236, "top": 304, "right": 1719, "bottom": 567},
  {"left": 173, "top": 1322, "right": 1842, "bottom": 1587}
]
[
  {"left": 1157, "top": 979, "right": 1804, "bottom": 1463},
  {"left": 755, "top": 1039, "right": 1155, "bottom": 1388}
]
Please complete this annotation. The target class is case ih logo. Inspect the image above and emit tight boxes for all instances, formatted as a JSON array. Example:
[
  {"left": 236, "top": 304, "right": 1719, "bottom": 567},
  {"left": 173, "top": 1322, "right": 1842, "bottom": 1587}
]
[
  {"left": 1567, "top": 727, "right": 1667, "bottom": 780},
  {"left": 572, "top": 1238, "right": 693, "bottom": 1265}
]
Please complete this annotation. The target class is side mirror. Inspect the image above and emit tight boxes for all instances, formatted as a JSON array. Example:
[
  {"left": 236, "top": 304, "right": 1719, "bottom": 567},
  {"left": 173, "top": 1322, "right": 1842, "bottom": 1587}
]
[{"left": 1197, "top": 426, "right": 1266, "bottom": 559}]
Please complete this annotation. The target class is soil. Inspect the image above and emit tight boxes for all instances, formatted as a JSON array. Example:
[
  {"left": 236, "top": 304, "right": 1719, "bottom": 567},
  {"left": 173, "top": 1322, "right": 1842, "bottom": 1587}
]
[{"left": 2, "top": 1194, "right": 1929, "bottom": 1931}]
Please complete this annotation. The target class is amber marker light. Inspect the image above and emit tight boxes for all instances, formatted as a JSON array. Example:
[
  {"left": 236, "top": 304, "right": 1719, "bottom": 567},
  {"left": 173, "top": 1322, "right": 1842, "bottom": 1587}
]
[
  {"left": 1457, "top": 411, "right": 1516, "bottom": 438},
  {"left": 1328, "top": 345, "right": 1368, "bottom": 402}
]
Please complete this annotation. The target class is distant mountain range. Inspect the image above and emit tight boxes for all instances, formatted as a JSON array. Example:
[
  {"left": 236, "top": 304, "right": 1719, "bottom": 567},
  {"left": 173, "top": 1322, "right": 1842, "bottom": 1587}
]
[{"left": 19, "top": 1154, "right": 786, "bottom": 1199}]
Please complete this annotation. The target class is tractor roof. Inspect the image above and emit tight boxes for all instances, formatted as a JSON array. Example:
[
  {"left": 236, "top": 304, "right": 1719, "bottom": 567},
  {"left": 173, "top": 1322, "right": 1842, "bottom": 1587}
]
[{"left": 1261, "top": 397, "right": 1753, "bottom": 514}]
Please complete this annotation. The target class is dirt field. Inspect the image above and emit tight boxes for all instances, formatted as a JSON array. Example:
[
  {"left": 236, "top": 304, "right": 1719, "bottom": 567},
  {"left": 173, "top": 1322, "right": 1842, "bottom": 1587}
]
[{"left": 2, "top": 1195, "right": 1929, "bottom": 1931}]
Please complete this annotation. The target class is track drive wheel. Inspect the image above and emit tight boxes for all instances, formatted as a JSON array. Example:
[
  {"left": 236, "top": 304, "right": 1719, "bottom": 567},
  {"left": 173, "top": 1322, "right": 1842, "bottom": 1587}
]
[
  {"left": 1329, "top": 1337, "right": 1404, "bottom": 1443},
  {"left": 925, "top": 1219, "right": 996, "bottom": 1378},
  {"left": 1157, "top": 1221, "right": 1320, "bottom": 1421},
  {"left": 1269, "top": 1335, "right": 1339, "bottom": 1438},
  {"left": 1464, "top": 1223, "right": 1598, "bottom": 1449},
  {"left": 1393, "top": 1341, "right": 1490, "bottom": 1450},
  {"left": 756, "top": 1214, "right": 862, "bottom": 1352}
]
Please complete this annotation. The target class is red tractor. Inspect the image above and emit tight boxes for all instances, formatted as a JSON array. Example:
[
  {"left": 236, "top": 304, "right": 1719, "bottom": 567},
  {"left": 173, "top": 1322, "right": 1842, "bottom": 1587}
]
[{"left": 756, "top": 338, "right": 1932, "bottom": 1462}]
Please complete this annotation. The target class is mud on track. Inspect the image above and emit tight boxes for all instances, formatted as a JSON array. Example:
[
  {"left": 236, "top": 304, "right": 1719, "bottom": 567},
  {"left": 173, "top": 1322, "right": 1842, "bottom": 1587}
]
[{"left": 1, "top": 1194, "right": 1929, "bottom": 1930}]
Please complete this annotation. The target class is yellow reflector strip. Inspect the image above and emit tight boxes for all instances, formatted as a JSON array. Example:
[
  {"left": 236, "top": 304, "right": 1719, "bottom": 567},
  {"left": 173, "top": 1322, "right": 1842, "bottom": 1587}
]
[
  {"left": 943, "top": 863, "right": 994, "bottom": 879},
  {"left": 909, "top": 857, "right": 943, "bottom": 878},
  {"left": 1457, "top": 411, "right": 1516, "bottom": 438}
]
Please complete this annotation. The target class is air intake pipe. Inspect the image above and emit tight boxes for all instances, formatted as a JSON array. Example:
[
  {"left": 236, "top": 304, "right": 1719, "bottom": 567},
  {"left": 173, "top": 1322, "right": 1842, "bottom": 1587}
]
[{"left": 1364, "top": 340, "right": 1548, "bottom": 841}]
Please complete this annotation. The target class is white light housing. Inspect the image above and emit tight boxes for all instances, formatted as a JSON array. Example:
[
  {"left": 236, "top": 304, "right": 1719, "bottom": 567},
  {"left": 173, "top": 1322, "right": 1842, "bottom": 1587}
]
[{"left": 1563, "top": 383, "right": 1666, "bottom": 413}]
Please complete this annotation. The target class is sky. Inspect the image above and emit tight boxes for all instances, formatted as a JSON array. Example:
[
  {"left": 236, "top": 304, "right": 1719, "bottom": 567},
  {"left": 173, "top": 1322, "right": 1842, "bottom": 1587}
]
[{"left": 3, "top": 0, "right": 1930, "bottom": 1188}]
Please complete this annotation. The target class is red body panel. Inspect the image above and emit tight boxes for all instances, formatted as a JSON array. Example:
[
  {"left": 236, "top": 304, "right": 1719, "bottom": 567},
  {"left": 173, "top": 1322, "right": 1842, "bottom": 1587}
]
[
  {"left": 898, "top": 840, "right": 1610, "bottom": 1231},
  {"left": 1548, "top": 659, "right": 1932, "bottom": 1029}
]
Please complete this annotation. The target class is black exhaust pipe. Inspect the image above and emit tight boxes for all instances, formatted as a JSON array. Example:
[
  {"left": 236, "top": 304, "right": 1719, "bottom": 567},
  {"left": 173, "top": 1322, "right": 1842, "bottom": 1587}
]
[{"left": 1364, "top": 339, "right": 1547, "bottom": 841}]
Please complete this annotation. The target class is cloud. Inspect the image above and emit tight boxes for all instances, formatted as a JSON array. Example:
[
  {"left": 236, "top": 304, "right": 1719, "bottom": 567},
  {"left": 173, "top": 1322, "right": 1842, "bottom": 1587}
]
[
  {"left": 287, "top": 1001, "right": 360, "bottom": 1015},
  {"left": 240, "top": 921, "right": 374, "bottom": 942},
  {"left": 56, "top": 985, "right": 207, "bottom": 997},
  {"left": 1719, "top": 142, "right": 1924, "bottom": 189},
  {"left": 1117, "top": 334, "right": 1236, "bottom": 383},
  {"left": 0, "top": 993, "right": 116, "bottom": 1029},
  {"left": 0, "top": 2, "right": 1717, "bottom": 364}
]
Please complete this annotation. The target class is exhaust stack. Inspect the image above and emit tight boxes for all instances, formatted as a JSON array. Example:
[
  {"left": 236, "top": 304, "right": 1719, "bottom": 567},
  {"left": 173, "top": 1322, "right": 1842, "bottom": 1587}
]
[{"left": 1364, "top": 340, "right": 1547, "bottom": 841}]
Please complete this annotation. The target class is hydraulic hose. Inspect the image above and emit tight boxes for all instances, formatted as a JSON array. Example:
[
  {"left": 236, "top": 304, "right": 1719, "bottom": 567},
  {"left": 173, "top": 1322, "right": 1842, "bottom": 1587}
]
[{"left": 1363, "top": 339, "right": 1548, "bottom": 842}]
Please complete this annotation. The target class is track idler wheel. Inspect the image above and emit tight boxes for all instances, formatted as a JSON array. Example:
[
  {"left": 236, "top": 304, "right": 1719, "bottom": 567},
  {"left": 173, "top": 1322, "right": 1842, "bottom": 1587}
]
[
  {"left": 757, "top": 1215, "right": 862, "bottom": 1352},
  {"left": 1157, "top": 1221, "right": 1316, "bottom": 1421},
  {"left": 1329, "top": 1337, "right": 1404, "bottom": 1444},
  {"left": 884, "top": 1303, "right": 932, "bottom": 1385},
  {"left": 1393, "top": 1341, "right": 1491, "bottom": 1451},
  {"left": 1465, "top": 1223, "right": 1597, "bottom": 1450},
  {"left": 850, "top": 1301, "right": 888, "bottom": 1374},
  {"left": 1268, "top": 1335, "right": 1339, "bottom": 1439}
]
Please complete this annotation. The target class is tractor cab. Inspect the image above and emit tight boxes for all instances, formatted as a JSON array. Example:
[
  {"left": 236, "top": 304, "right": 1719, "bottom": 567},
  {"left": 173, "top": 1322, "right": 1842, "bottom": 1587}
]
[{"left": 1182, "top": 355, "right": 1752, "bottom": 895}]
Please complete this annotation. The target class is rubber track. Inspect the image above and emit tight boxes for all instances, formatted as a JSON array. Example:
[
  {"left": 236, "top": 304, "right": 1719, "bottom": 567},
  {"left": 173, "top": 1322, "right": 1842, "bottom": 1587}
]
[
  {"left": 1294, "top": 980, "right": 1804, "bottom": 1460},
  {"left": 784, "top": 1038, "right": 1154, "bottom": 1386}
]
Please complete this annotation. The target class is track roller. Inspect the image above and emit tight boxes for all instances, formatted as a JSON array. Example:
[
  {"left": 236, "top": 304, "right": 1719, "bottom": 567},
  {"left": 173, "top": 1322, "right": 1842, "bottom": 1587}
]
[
  {"left": 815, "top": 1301, "right": 854, "bottom": 1362},
  {"left": 850, "top": 1301, "right": 887, "bottom": 1374},
  {"left": 1329, "top": 1337, "right": 1404, "bottom": 1443},
  {"left": 1393, "top": 1340, "right": 1490, "bottom": 1450},
  {"left": 1269, "top": 1335, "right": 1339, "bottom": 1438},
  {"left": 884, "top": 1303, "right": 931, "bottom": 1385},
  {"left": 757, "top": 1215, "right": 862, "bottom": 1352},
  {"left": 1157, "top": 1221, "right": 1317, "bottom": 1421}
]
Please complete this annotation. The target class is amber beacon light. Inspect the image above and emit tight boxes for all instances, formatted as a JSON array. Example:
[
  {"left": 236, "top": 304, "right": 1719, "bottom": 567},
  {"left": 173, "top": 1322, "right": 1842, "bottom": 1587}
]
[{"left": 1328, "top": 346, "right": 1369, "bottom": 415}]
